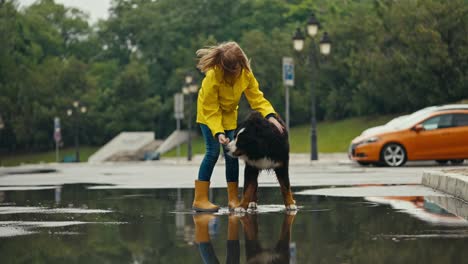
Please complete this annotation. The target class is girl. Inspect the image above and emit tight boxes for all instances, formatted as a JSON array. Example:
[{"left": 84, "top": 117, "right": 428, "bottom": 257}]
[{"left": 192, "top": 41, "right": 284, "bottom": 212}]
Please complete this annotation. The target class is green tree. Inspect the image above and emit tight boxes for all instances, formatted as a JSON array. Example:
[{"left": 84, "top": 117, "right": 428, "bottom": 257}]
[{"left": 2, "top": 0, "right": 468, "bottom": 154}]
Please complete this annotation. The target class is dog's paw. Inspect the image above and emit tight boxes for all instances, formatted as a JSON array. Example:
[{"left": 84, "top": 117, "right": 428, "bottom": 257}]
[
  {"left": 286, "top": 209, "right": 297, "bottom": 216},
  {"left": 286, "top": 204, "right": 298, "bottom": 213},
  {"left": 247, "top": 208, "right": 258, "bottom": 214},
  {"left": 234, "top": 207, "right": 246, "bottom": 215},
  {"left": 233, "top": 210, "right": 246, "bottom": 217},
  {"left": 248, "top": 202, "right": 258, "bottom": 210}
]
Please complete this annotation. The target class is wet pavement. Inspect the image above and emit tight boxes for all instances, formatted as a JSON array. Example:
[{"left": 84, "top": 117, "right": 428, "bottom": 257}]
[{"left": 0, "top": 185, "right": 467, "bottom": 263}]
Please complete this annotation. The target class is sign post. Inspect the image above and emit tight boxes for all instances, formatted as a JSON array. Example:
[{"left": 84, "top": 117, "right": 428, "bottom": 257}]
[
  {"left": 0, "top": 115, "right": 4, "bottom": 166},
  {"left": 53, "top": 117, "right": 61, "bottom": 162},
  {"left": 282, "top": 57, "right": 294, "bottom": 131},
  {"left": 174, "top": 93, "right": 184, "bottom": 158}
]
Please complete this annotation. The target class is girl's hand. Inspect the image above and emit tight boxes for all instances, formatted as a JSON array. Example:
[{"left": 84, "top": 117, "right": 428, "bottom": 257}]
[
  {"left": 268, "top": 117, "right": 285, "bottom": 134},
  {"left": 218, "top": 134, "right": 230, "bottom": 145}
]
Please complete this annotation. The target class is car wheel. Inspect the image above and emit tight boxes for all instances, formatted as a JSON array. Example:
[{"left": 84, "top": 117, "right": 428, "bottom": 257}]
[
  {"left": 357, "top": 161, "right": 371, "bottom": 166},
  {"left": 450, "top": 159, "right": 464, "bottom": 165},
  {"left": 436, "top": 160, "right": 449, "bottom": 165},
  {"left": 380, "top": 143, "right": 407, "bottom": 167}
]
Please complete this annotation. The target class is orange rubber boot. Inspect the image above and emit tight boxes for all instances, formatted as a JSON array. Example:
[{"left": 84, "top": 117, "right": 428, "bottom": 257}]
[
  {"left": 227, "top": 182, "right": 240, "bottom": 210},
  {"left": 192, "top": 180, "right": 219, "bottom": 212}
]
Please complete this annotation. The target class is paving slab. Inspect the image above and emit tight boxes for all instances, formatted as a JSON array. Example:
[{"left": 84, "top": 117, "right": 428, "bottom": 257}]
[{"left": 0, "top": 161, "right": 424, "bottom": 191}]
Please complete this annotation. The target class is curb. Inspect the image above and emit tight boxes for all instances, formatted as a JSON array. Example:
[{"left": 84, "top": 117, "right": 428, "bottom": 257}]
[
  {"left": 422, "top": 170, "right": 468, "bottom": 202},
  {"left": 0, "top": 167, "right": 57, "bottom": 176},
  {"left": 156, "top": 153, "right": 352, "bottom": 166},
  {"left": 152, "top": 159, "right": 353, "bottom": 166}
]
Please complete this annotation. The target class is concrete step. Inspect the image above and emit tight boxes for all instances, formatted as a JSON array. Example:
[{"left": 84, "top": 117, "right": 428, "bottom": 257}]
[
  {"left": 422, "top": 170, "right": 468, "bottom": 202},
  {"left": 88, "top": 132, "right": 155, "bottom": 163},
  {"left": 154, "top": 130, "right": 196, "bottom": 155},
  {"left": 106, "top": 140, "right": 163, "bottom": 162}
]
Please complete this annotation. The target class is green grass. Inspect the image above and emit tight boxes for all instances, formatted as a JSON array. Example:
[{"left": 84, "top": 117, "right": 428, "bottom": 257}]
[
  {"left": 289, "top": 116, "right": 394, "bottom": 152},
  {"left": 164, "top": 115, "right": 395, "bottom": 157},
  {"left": 163, "top": 137, "right": 206, "bottom": 158},
  {"left": 0, "top": 146, "right": 100, "bottom": 167}
]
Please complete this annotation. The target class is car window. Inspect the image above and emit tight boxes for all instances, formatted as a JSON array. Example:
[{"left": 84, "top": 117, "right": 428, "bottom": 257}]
[
  {"left": 454, "top": 114, "right": 468, "bottom": 127},
  {"left": 422, "top": 114, "right": 453, "bottom": 130},
  {"left": 422, "top": 117, "right": 439, "bottom": 130}
]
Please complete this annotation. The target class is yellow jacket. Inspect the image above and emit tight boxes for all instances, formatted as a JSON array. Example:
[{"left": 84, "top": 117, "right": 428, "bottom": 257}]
[{"left": 196, "top": 67, "right": 276, "bottom": 137}]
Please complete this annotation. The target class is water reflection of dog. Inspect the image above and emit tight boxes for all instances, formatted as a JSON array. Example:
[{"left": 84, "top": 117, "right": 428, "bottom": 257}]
[
  {"left": 241, "top": 213, "right": 296, "bottom": 264},
  {"left": 193, "top": 213, "right": 296, "bottom": 264}
]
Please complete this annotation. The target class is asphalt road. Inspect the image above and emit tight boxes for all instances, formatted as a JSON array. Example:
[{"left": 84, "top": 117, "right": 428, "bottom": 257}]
[{"left": 0, "top": 159, "right": 466, "bottom": 198}]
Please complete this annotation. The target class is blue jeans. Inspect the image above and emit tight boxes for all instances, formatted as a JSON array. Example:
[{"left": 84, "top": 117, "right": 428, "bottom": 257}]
[{"left": 198, "top": 124, "right": 239, "bottom": 182}]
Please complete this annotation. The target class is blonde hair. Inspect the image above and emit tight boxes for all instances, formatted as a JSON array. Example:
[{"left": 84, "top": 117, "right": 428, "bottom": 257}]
[{"left": 196, "top": 42, "right": 251, "bottom": 80}]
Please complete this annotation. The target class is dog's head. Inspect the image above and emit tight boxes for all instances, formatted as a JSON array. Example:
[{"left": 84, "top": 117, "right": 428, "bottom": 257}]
[
  {"left": 227, "top": 112, "right": 286, "bottom": 162},
  {"left": 226, "top": 126, "right": 248, "bottom": 160},
  {"left": 227, "top": 112, "right": 265, "bottom": 160}
]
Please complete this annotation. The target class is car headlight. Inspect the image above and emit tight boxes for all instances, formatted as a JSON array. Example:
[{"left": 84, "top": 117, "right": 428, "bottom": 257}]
[{"left": 362, "top": 137, "right": 380, "bottom": 144}]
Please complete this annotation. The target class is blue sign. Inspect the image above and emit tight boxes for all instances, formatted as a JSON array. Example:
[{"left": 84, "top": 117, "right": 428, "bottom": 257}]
[{"left": 282, "top": 57, "right": 294, "bottom": 86}]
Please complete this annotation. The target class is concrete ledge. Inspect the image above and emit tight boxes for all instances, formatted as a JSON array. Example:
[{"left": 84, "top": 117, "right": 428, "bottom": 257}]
[
  {"left": 422, "top": 171, "right": 468, "bottom": 202},
  {"left": 0, "top": 167, "right": 57, "bottom": 176},
  {"left": 89, "top": 132, "right": 155, "bottom": 163}
]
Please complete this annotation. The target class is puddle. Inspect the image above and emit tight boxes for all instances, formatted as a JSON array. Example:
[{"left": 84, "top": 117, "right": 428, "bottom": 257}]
[
  {"left": 0, "top": 206, "right": 112, "bottom": 214},
  {"left": 0, "top": 221, "right": 124, "bottom": 238},
  {"left": 0, "top": 226, "right": 36, "bottom": 237},
  {"left": 0, "top": 185, "right": 467, "bottom": 263},
  {"left": 295, "top": 184, "right": 445, "bottom": 197},
  {"left": 0, "top": 185, "right": 60, "bottom": 191}
]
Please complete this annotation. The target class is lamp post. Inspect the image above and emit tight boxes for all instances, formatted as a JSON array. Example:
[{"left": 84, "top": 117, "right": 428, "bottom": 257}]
[
  {"left": 182, "top": 73, "right": 199, "bottom": 161},
  {"left": 292, "top": 13, "right": 332, "bottom": 161},
  {"left": 67, "top": 101, "right": 87, "bottom": 162}
]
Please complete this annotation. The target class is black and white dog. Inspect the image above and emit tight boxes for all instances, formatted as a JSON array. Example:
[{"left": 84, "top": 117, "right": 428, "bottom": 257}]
[{"left": 227, "top": 112, "right": 297, "bottom": 212}]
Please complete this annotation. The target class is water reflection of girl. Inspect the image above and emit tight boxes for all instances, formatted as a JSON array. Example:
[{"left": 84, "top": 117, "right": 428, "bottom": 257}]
[
  {"left": 193, "top": 213, "right": 296, "bottom": 264},
  {"left": 193, "top": 214, "right": 239, "bottom": 264}
]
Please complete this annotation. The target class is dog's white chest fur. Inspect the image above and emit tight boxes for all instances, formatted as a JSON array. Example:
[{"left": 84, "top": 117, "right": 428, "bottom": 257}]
[{"left": 243, "top": 157, "right": 281, "bottom": 170}]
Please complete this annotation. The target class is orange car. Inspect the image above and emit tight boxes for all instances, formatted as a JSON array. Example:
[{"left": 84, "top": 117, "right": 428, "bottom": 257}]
[{"left": 349, "top": 105, "right": 468, "bottom": 166}]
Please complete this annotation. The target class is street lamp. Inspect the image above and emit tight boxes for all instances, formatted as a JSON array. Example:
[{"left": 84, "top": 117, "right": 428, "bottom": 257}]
[
  {"left": 67, "top": 101, "right": 87, "bottom": 162},
  {"left": 185, "top": 74, "right": 193, "bottom": 86},
  {"left": 183, "top": 73, "right": 199, "bottom": 161},
  {"left": 293, "top": 13, "right": 332, "bottom": 161}
]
